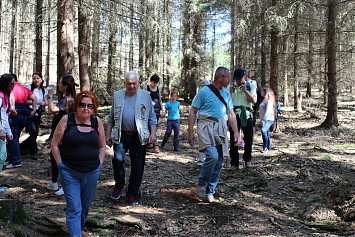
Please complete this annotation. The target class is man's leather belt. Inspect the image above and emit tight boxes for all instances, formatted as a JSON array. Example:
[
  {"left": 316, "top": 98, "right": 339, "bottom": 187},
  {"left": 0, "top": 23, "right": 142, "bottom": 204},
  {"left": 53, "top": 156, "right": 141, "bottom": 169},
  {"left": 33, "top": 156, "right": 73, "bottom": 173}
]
[{"left": 122, "top": 131, "right": 138, "bottom": 135}]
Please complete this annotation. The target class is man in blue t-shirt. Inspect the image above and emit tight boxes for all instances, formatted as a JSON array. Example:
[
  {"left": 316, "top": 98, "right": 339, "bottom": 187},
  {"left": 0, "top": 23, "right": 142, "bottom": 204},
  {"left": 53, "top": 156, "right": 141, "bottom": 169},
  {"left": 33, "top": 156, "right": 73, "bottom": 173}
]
[{"left": 188, "top": 66, "right": 239, "bottom": 203}]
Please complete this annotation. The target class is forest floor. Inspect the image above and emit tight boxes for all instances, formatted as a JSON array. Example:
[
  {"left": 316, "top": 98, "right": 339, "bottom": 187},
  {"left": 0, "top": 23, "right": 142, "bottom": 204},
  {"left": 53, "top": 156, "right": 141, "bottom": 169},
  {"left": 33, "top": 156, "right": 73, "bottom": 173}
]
[{"left": 0, "top": 90, "right": 354, "bottom": 237}]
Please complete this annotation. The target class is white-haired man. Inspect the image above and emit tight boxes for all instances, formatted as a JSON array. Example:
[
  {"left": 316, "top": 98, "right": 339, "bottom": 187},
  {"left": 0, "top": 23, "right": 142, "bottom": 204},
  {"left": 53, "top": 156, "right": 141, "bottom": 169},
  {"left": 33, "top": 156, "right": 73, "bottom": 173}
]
[{"left": 106, "top": 71, "right": 157, "bottom": 205}]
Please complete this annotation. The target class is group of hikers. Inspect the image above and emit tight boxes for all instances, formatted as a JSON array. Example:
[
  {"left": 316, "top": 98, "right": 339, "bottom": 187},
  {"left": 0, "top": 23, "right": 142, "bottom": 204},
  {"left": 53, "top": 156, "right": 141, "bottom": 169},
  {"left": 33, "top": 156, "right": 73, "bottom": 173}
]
[{"left": 0, "top": 67, "right": 278, "bottom": 237}]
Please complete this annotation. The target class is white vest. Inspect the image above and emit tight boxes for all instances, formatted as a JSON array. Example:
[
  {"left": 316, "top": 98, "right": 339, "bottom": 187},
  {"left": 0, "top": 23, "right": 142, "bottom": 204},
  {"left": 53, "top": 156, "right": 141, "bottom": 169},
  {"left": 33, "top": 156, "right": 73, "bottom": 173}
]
[{"left": 111, "top": 88, "right": 152, "bottom": 145}]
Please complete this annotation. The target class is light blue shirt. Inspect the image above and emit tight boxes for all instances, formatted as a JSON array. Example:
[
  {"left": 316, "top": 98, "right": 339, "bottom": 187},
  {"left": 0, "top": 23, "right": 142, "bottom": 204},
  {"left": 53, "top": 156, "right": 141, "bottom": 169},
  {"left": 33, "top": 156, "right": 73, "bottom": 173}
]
[
  {"left": 191, "top": 86, "right": 233, "bottom": 119},
  {"left": 165, "top": 101, "right": 180, "bottom": 120}
]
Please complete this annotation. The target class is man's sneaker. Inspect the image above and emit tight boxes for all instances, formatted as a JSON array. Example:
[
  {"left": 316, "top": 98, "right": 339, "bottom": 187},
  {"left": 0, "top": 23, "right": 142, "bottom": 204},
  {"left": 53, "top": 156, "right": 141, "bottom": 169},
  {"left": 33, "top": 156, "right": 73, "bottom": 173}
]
[
  {"left": 31, "top": 154, "right": 38, "bottom": 160},
  {"left": 245, "top": 161, "right": 252, "bottom": 168},
  {"left": 261, "top": 148, "right": 269, "bottom": 153},
  {"left": 205, "top": 195, "right": 220, "bottom": 203},
  {"left": 55, "top": 187, "right": 64, "bottom": 195},
  {"left": 196, "top": 185, "right": 206, "bottom": 200},
  {"left": 197, "top": 161, "right": 204, "bottom": 167},
  {"left": 6, "top": 163, "right": 22, "bottom": 169},
  {"left": 47, "top": 180, "right": 59, "bottom": 190},
  {"left": 111, "top": 187, "right": 122, "bottom": 200},
  {"left": 153, "top": 145, "right": 160, "bottom": 153},
  {"left": 229, "top": 165, "right": 238, "bottom": 171},
  {"left": 126, "top": 194, "right": 139, "bottom": 205}
]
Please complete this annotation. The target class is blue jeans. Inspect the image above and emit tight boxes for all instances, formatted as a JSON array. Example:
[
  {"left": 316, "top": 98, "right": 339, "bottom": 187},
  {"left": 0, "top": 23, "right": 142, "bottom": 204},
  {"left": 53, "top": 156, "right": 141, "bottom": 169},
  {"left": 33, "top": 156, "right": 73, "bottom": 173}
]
[
  {"left": 58, "top": 162, "right": 102, "bottom": 237},
  {"left": 198, "top": 145, "right": 223, "bottom": 197},
  {"left": 161, "top": 119, "right": 180, "bottom": 150},
  {"left": 8, "top": 115, "right": 28, "bottom": 165},
  {"left": 112, "top": 133, "right": 146, "bottom": 196},
  {"left": 261, "top": 120, "right": 274, "bottom": 150}
]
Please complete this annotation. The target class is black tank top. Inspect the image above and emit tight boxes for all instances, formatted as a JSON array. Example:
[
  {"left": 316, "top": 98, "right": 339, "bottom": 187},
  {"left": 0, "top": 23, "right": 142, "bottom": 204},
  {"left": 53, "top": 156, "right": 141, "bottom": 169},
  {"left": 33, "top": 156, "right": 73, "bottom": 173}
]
[
  {"left": 147, "top": 85, "right": 161, "bottom": 111},
  {"left": 60, "top": 112, "right": 100, "bottom": 173}
]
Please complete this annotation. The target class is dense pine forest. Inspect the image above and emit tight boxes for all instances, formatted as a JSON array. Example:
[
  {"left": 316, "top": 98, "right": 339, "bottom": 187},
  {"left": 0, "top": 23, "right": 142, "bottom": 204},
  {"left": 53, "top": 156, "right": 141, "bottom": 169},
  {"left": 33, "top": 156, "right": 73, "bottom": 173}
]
[{"left": 0, "top": 0, "right": 354, "bottom": 236}]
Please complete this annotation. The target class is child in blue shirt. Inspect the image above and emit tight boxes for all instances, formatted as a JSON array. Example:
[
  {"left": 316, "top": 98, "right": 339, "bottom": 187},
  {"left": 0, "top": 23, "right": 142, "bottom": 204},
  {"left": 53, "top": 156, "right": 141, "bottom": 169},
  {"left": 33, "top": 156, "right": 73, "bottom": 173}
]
[{"left": 161, "top": 90, "right": 180, "bottom": 151}]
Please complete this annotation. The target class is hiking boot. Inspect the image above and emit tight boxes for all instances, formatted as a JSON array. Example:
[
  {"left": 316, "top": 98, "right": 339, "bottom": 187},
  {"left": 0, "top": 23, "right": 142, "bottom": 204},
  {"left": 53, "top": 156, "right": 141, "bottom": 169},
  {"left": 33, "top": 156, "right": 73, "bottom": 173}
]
[
  {"left": 229, "top": 165, "right": 238, "bottom": 171},
  {"left": 47, "top": 180, "right": 59, "bottom": 191},
  {"left": 6, "top": 163, "right": 22, "bottom": 169},
  {"left": 196, "top": 185, "right": 206, "bottom": 200},
  {"left": 55, "top": 187, "right": 64, "bottom": 195},
  {"left": 153, "top": 145, "right": 160, "bottom": 153},
  {"left": 111, "top": 187, "right": 122, "bottom": 200},
  {"left": 126, "top": 194, "right": 139, "bottom": 205},
  {"left": 204, "top": 195, "right": 220, "bottom": 203},
  {"left": 261, "top": 148, "right": 269, "bottom": 153}
]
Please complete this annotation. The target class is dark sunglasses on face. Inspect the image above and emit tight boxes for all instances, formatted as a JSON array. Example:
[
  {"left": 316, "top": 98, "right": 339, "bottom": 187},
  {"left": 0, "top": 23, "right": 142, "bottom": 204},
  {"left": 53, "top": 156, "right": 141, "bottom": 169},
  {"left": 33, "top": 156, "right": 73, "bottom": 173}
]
[{"left": 79, "top": 102, "right": 94, "bottom": 109}]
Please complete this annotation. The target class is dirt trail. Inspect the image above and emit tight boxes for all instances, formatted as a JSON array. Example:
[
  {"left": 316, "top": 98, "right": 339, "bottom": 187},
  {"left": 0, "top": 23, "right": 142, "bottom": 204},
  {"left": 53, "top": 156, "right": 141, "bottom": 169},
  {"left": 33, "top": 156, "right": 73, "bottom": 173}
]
[{"left": 1, "top": 91, "right": 354, "bottom": 236}]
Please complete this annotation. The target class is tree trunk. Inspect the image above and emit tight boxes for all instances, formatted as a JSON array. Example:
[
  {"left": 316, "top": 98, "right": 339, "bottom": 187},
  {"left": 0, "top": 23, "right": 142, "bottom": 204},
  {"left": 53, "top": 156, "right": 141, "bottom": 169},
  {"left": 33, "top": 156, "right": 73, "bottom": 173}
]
[
  {"left": 129, "top": 2, "right": 134, "bottom": 71},
  {"left": 138, "top": 0, "right": 145, "bottom": 79},
  {"left": 211, "top": 20, "right": 215, "bottom": 81},
  {"left": 306, "top": 13, "right": 313, "bottom": 98},
  {"left": 9, "top": 0, "right": 17, "bottom": 74},
  {"left": 322, "top": 0, "right": 339, "bottom": 127},
  {"left": 107, "top": 0, "right": 117, "bottom": 96},
  {"left": 181, "top": 1, "right": 191, "bottom": 102},
  {"left": 57, "top": 0, "right": 75, "bottom": 100},
  {"left": 78, "top": 0, "right": 91, "bottom": 91},
  {"left": 270, "top": 0, "right": 278, "bottom": 101},
  {"left": 283, "top": 35, "right": 289, "bottom": 106},
  {"left": 323, "top": 54, "right": 328, "bottom": 105},
  {"left": 90, "top": 0, "right": 101, "bottom": 92},
  {"left": 293, "top": 4, "right": 301, "bottom": 111},
  {"left": 166, "top": 0, "right": 172, "bottom": 98},
  {"left": 35, "top": 0, "right": 43, "bottom": 74},
  {"left": 260, "top": 17, "right": 266, "bottom": 87},
  {"left": 45, "top": 0, "right": 51, "bottom": 87},
  {"left": 230, "top": 0, "right": 235, "bottom": 72}
]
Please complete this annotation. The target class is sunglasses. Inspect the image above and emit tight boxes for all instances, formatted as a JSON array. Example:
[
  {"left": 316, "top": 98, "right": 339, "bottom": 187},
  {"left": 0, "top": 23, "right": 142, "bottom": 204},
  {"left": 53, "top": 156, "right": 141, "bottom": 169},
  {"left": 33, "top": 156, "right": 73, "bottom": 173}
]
[{"left": 79, "top": 102, "right": 94, "bottom": 109}]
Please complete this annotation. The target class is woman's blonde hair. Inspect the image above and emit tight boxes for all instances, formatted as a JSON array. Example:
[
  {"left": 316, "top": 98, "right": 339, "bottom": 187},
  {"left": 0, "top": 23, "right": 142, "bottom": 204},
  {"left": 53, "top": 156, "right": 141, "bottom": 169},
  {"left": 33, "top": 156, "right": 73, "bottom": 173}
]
[{"left": 262, "top": 86, "right": 276, "bottom": 115}]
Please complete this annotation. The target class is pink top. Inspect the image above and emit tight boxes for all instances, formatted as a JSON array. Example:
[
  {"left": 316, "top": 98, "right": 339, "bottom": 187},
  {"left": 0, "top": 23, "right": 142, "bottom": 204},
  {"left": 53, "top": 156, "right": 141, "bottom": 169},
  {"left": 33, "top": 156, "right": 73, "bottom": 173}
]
[{"left": 0, "top": 92, "right": 9, "bottom": 109}]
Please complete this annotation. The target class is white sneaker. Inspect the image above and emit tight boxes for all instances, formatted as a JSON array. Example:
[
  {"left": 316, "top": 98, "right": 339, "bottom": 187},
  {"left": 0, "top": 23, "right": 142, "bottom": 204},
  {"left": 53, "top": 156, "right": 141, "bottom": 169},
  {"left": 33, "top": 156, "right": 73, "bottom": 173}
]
[
  {"left": 6, "top": 163, "right": 22, "bottom": 169},
  {"left": 47, "top": 181, "right": 59, "bottom": 191},
  {"left": 205, "top": 195, "right": 220, "bottom": 203},
  {"left": 196, "top": 185, "right": 206, "bottom": 200},
  {"left": 55, "top": 187, "right": 64, "bottom": 195}
]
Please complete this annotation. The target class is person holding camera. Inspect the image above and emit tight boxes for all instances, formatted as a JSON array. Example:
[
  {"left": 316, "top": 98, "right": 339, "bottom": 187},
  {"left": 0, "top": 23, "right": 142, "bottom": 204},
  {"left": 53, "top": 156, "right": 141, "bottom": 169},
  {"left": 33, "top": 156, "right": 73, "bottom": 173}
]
[{"left": 228, "top": 68, "right": 257, "bottom": 169}]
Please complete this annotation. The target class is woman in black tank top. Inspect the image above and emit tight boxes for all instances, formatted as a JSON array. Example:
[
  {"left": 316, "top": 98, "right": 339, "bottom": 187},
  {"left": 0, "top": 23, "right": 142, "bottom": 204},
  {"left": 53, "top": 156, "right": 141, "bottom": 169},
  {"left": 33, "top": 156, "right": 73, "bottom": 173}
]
[
  {"left": 144, "top": 74, "right": 163, "bottom": 153},
  {"left": 51, "top": 91, "right": 106, "bottom": 237}
]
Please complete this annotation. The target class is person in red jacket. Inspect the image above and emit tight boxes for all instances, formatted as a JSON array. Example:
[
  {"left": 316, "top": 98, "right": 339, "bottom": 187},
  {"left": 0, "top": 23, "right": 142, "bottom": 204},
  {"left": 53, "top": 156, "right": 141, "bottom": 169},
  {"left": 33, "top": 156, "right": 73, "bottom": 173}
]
[{"left": 6, "top": 74, "right": 37, "bottom": 169}]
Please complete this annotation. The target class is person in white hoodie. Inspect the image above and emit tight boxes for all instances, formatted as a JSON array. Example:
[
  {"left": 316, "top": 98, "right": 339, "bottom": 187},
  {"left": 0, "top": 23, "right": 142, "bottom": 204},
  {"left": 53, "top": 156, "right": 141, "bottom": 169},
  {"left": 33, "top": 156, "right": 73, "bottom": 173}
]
[{"left": 0, "top": 74, "right": 14, "bottom": 189}]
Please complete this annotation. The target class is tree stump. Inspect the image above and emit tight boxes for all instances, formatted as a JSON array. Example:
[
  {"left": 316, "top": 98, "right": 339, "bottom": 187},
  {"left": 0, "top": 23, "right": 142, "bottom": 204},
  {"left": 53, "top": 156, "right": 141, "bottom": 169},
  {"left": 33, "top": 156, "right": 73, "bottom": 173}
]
[{"left": 0, "top": 198, "right": 23, "bottom": 219}]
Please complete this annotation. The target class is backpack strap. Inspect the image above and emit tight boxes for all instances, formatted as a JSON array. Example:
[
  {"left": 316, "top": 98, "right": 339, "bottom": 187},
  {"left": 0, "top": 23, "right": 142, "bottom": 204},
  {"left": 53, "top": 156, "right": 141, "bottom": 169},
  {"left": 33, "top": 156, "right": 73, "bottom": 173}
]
[{"left": 207, "top": 84, "right": 228, "bottom": 109}]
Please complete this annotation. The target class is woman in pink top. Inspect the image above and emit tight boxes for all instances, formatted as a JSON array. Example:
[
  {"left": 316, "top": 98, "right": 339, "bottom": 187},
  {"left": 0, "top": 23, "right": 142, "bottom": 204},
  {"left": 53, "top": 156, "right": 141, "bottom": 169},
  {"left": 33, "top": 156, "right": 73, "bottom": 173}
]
[{"left": 0, "top": 74, "right": 15, "bottom": 174}]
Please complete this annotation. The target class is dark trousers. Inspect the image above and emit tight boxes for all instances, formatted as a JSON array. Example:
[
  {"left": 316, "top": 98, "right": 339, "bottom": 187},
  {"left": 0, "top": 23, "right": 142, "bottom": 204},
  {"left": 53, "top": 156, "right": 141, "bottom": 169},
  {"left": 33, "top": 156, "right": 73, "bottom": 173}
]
[
  {"left": 8, "top": 115, "right": 28, "bottom": 165},
  {"left": 161, "top": 119, "right": 180, "bottom": 151},
  {"left": 20, "top": 113, "right": 41, "bottom": 155},
  {"left": 112, "top": 133, "right": 146, "bottom": 196},
  {"left": 50, "top": 151, "right": 59, "bottom": 183},
  {"left": 230, "top": 115, "right": 253, "bottom": 166}
]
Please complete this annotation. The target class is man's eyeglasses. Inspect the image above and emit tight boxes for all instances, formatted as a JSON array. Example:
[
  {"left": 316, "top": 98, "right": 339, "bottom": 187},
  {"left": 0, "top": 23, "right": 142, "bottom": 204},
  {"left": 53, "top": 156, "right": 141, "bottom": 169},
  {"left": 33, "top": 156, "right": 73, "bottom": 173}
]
[{"left": 79, "top": 102, "right": 94, "bottom": 109}]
